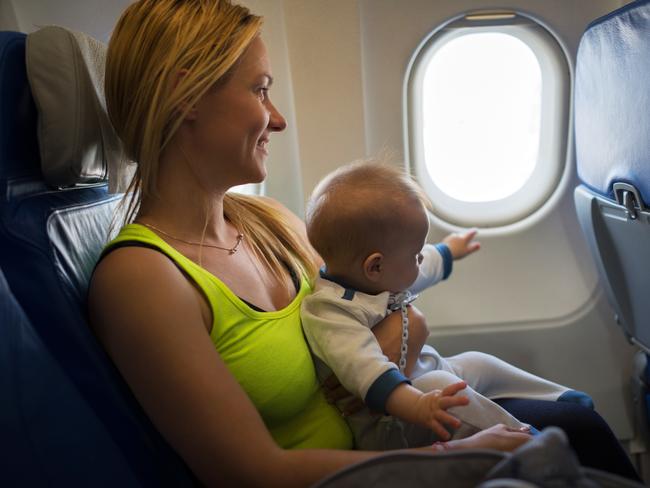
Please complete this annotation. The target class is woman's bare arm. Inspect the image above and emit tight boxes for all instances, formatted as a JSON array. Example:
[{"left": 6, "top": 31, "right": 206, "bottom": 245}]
[
  {"left": 373, "top": 306, "right": 429, "bottom": 375},
  {"left": 89, "top": 204, "right": 530, "bottom": 485},
  {"left": 89, "top": 247, "right": 372, "bottom": 487}
]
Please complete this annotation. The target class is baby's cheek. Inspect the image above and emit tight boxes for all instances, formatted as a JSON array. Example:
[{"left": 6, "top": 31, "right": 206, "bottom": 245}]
[{"left": 410, "top": 266, "right": 420, "bottom": 283}]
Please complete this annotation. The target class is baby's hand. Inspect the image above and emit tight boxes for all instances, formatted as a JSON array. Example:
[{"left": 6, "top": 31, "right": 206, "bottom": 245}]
[
  {"left": 414, "top": 381, "right": 469, "bottom": 439},
  {"left": 443, "top": 229, "right": 480, "bottom": 260}
]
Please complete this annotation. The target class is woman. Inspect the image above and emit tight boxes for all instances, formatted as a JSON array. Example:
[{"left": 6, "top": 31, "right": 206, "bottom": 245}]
[{"left": 88, "top": 0, "right": 635, "bottom": 485}]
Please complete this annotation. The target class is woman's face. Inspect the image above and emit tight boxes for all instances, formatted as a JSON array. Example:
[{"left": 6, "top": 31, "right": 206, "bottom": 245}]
[{"left": 188, "top": 36, "right": 286, "bottom": 189}]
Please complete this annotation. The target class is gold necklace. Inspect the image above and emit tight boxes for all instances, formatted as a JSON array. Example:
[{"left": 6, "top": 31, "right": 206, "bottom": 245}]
[{"left": 138, "top": 221, "right": 244, "bottom": 255}]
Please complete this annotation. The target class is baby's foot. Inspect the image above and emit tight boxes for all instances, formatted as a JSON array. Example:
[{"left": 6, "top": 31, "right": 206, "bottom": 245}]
[{"left": 557, "top": 390, "right": 594, "bottom": 409}]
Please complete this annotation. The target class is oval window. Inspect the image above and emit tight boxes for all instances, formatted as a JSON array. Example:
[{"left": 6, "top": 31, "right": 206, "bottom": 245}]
[{"left": 405, "top": 13, "right": 569, "bottom": 228}]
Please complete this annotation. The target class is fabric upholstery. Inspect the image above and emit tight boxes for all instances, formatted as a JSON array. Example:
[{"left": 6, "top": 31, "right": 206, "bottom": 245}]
[
  {"left": 25, "top": 26, "right": 133, "bottom": 192},
  {"left": 0, "top": 267, "right": 138, "bottom": 487},
  {"left": 0, "top": 31, "right": 194, "bottom": 487},
  {"left": 575, "top": 0, "right": 650, "bottom": 205},
  {"left": 574, "top": 1, "right": 650, "bottom": 462}
]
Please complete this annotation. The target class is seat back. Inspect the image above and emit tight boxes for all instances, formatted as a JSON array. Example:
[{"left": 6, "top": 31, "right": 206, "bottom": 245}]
[
  {"left": 0, "top": 31, "right": 193, "bottom": 486},
  {"left": 574, "top": 0, "right": 650, "bottom": 353},
  {"left": 0, "top": 266, "right": 140, "bottom": 486}
]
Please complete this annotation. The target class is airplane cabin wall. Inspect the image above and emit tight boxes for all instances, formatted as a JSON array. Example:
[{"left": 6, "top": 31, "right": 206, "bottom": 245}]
[
  {"left": 281, "top": 0, "right": 639, "bottom": 439},
  {"left": 1, "top": 0, "right": 306, "bottom": 215},
  {"left": 2, "top": 0, "right": 642, "bottom": 441}
]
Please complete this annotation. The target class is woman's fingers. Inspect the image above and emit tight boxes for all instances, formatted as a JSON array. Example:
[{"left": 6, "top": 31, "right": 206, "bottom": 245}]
[
  {"left": 341, "top": 397, "right": 366, "bottom": 416},
  {"left": 323, "top": 383, "right": 351, "bottom": 403},
  {"left": 322, "top": 374, "right": 353, "bottom": 403},
  {"left": 322, "top": 373, "right": 340, "bottom": 389}
]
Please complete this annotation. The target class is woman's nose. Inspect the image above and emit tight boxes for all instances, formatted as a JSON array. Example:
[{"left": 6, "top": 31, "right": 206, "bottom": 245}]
[{"left": 268, "top": 102, "right": 287, "bottom": 132}]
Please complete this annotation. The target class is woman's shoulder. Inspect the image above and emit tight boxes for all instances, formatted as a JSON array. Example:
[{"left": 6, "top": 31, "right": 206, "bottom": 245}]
[
  {"left": 92, "top": 223, "right": 183, "bottom": 290},
  {"left": 90, "top": 244, "right": 194, "bottom": 309},
  {"left": 89, "top": 242, "right": 207, "bottom": 333}
]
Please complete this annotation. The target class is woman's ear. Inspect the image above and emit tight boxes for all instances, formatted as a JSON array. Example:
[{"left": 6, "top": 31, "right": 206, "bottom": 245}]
[
  {"left": 363, "top": 252, "right": 384, "bottom": 282},
  {"left": 172, "top": 69, "right": 198, "bottom": 121}
]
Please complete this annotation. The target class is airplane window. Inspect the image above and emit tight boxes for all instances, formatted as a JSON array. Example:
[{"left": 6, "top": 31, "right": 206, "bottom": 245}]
[
  {"left": 423, "top": 33, "right": 541, "bottom": 203},
  {"left": 405, "top": 14, "right": 570, "bottom": 228}
]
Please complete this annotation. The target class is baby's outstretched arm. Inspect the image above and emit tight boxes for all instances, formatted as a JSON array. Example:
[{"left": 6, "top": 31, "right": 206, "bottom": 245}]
[
  {"left": 410, "top": 230, "right": 481, "bottom": 294},
  {"left": 442, "top": 229, "right": 480, "bottom": 260},
  {"left": 385, "top": 381, "right": 469, "bottom": 439}
]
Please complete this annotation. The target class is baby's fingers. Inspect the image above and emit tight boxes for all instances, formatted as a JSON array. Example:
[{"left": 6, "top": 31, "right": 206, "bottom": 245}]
[
  {"left": 439, "top": 394, "right": 470, "bottom": 410},
  {"left": 441, "top": 381, "right": 467, "bottom": 397},
  {"left": 435, "top": 410, "right": 462, "bottom": 430},
  {"left": 429, "top": 419, "right": 452, "bottom": 441},
  {"left": 462, "top": 228, "right": 478, "bottom": 243},
  {"left": 462, "top": 229, "right": 480, "bottom": 254},
  {"left": 467, "top": 241, "right": 481, "bottom": 253}
]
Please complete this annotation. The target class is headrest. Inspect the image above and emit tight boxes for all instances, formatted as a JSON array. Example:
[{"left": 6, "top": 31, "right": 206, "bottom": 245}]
[
  {"left": 25, "top": 26, "right": 133, "bottom": 192},
  {"left": 575, "top": 0, "right": 650, "bottom": 206}
]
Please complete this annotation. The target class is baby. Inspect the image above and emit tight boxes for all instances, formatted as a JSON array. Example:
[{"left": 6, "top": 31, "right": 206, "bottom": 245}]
[{"left": 301, "top": 160, "right": 593, "bottom": 450}]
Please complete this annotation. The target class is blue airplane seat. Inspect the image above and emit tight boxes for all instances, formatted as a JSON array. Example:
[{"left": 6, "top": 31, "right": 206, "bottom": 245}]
[
  {"left": 574, "top": 0, "right": 650, "bottom": 437},
  {"left": 0, "top": 31, "right": 194, "bottom": 485},
  {"left": 0, "top": 266, "right": 141, "bottom": 486}
]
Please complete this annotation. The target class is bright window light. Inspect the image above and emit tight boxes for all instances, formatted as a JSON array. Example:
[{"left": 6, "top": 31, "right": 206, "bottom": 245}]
[
  {"left": 423, "top": 33, "right": 542, "bottom": 203},
  {"left": 229, "top": 183, "right": 262, "bottom": 196},
  {"left": 406, "top": 15, "right": 569, "bottom": 228}
]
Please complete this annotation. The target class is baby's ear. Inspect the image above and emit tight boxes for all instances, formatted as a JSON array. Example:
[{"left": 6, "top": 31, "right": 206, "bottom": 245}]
[{"left": 363, "top": 252, "right": 383, "bottom": 282}]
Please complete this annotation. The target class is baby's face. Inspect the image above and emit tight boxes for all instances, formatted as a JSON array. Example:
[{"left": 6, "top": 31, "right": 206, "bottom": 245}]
[{"left": 380, "top": 205, "right": 429, "bottom": 293}]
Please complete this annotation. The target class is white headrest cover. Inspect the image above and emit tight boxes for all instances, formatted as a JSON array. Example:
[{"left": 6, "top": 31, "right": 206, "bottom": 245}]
[{"left": 25, "top": 25, "right": 133, "bottom": 192}]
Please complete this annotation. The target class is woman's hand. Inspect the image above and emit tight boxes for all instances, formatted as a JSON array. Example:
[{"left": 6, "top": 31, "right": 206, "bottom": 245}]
[
  {"left": 373, "top": 305, "right": 429, "bottom": 376},
  {"left": 322, "top": 374, "right": 366, "bottom": 416},
  {"left": 444, "top": 424, "right": 532, "bottom": 452}
]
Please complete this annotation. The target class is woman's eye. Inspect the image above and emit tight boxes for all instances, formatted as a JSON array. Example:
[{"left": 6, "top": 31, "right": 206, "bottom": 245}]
[
  {"left": 416, "top": 253, "right": 424, "bottom": 264},
  {"left": 258, "top": 87, "right": 269, "bottom": 100}
]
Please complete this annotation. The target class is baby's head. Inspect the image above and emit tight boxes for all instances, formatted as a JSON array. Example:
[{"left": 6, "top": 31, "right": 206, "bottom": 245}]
[{"left": 306, "top": 160, "right": 431, "bottom": 294}]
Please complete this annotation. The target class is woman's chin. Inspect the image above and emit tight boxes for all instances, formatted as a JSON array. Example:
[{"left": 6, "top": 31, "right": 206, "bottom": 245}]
[
  {"left": 251, "top": 164, "right": 267, "bottom": 183},
  {"left": 232, "top": 169, "right": 266, "bottom": 189}
]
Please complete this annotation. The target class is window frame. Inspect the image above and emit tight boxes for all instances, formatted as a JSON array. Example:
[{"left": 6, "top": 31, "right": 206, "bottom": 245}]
[{"left": 404, "top": 12, "right": 571, "bottom": 228}]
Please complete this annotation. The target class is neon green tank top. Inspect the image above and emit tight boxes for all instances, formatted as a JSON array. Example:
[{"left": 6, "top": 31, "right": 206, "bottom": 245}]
[{"left": 105, "top": 224, "right": 352, "bottom": 450}]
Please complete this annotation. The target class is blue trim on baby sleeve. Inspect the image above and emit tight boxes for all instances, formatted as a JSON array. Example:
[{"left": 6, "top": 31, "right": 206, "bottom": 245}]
[
  {"left": 342, "top": 288, "right": 356, "bottom": 300},
  {"left": 364, "top": 369, "right": 410, "bottom": 414},
  {"left": 434, "top": 243, "right": 453, "bottom": 279}
]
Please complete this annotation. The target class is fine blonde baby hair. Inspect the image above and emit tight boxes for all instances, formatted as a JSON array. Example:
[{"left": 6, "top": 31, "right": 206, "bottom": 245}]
[
  {"left": 106, "top": 0, "right": 317, "bottom": 280},
  {"left": 306, "top": 159, "right": 432, "bottom": 270}
]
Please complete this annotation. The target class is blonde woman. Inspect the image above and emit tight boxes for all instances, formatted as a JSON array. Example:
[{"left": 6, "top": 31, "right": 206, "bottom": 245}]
[{"left": 88, "top": 0, "right": 636, "bottom": 485}]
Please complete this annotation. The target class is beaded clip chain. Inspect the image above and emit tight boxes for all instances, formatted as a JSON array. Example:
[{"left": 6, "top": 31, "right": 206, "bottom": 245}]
[
  {"left": 387, "top": 291, "right": 418, "bottom": 375},
  {"left": 398, "top": 301, "right": 409, "bottom": 374}
]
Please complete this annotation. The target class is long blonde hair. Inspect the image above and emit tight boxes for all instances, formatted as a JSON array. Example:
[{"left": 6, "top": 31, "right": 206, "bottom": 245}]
[{"left": 106, "top": 0, "right": 316, "bottom": 280}]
